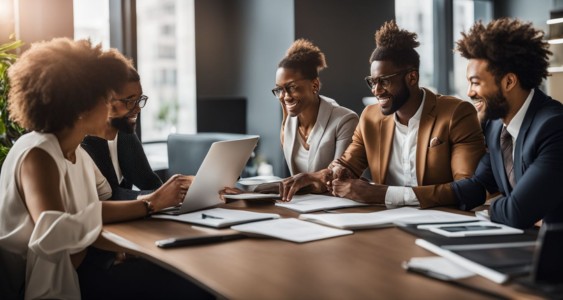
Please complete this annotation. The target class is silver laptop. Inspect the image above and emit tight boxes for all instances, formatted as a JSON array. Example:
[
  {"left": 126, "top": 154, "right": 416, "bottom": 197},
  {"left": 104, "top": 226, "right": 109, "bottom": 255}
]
[{"left": 163, "top": 135, "right": 259, "bottom": 214}]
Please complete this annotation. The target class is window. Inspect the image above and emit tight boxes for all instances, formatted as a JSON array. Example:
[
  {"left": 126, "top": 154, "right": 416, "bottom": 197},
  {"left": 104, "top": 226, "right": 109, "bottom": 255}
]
[
  {"left": 395, "top": 0, "right": 436, "bottom": 92},
  {"left": 452, "top": 0, "right": 492, "bottom": 100},
  {"left": 73, "top": 0, "right": 110, "bottom": 49},
  {"left": 137, "top": 0, "right": 196, "bottom": 142}
]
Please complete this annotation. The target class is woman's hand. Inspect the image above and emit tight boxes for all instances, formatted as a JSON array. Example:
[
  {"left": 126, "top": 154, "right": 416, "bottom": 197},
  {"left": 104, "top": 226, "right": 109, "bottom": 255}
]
[
  {"left": 142, "top": 174, "right": 193, "bottom": 212},
  {"left": 279, "top": 169, "right": 332, "bottom": 202}
]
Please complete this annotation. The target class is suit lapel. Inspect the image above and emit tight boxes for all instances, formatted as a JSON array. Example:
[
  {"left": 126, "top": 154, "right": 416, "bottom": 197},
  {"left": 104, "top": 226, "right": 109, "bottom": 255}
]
[
  {"left": 379, "top": 116, "right": 394, "bottom": 183},
  {"left": 513, "top": 90, "right": 548, "bottom": 181},
  {"left": 308, "top": 98, "right": 331, "bottom": 171},
  {"left": 284, "top": 117, "right": 299, "bottom": 175},
  {"left": 416, "top": 89, "right": 436, "bottom": 185}
]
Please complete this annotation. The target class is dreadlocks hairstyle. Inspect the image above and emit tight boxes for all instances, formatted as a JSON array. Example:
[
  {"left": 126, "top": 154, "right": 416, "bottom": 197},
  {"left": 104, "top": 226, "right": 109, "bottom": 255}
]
[
  {"left": 369, "top": 20, "right": 420, "bottom": 70},
  {"left": 278, "top": 39, "right": 327, "bottom": 79},
  {"left": 456, "top": 18, "right": 551, "bottom": 90}
]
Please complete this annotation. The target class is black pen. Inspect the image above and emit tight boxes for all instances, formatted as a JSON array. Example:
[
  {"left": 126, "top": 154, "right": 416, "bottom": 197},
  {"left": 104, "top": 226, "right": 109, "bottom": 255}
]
[
  {"left": 402, "top": 262, "right": 509, "bottom": 300},
  {"left": 155, "top": 233, "right": 247, "bottom": 248},
  {"left": 201, "top": 213, "right": 223, "bottom": 219}
]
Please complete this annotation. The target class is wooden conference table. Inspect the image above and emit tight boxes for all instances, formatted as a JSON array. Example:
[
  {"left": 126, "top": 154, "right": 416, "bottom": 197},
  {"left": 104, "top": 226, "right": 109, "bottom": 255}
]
[{"left": 102, "top": 200, "right": 541, "bottom": 299}]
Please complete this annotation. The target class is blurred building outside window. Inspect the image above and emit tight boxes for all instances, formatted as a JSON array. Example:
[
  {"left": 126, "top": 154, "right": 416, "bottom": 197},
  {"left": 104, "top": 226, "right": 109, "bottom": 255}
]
[{"left": 137, "top": 0, "right": 197, "bottom": 142}]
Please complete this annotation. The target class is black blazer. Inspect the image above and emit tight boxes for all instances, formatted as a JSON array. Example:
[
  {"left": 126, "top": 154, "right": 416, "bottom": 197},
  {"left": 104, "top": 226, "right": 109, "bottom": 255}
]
[
  {"left": 82, "top": 131, "right": 162, "bottom": 200},
  {"left": 452, "top": 89, "right": 563, "bottom": 229}
]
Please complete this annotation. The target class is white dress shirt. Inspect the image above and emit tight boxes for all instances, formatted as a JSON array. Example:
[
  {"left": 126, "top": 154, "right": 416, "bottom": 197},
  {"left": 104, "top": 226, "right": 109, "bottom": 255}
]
[
  {"left": 107, "top": 134, "right": 123, "bottom": 184},
  {"left": 504, "top": 89, "right": 535, "bottom": 157},
  {"left": 384, "top": 90, "right": 426, "bottom": 208}
]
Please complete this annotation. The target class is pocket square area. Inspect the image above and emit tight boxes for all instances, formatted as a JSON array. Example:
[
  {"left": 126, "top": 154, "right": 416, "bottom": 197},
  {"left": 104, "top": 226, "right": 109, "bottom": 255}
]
[{"left": 429, "top": 137, "right": 442, "bottom": 147}]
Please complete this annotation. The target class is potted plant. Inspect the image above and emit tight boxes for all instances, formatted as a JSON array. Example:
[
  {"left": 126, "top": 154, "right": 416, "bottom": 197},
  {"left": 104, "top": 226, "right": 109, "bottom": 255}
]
[{"left": 0, "top": 38, "right": 24, "bottom": 168}]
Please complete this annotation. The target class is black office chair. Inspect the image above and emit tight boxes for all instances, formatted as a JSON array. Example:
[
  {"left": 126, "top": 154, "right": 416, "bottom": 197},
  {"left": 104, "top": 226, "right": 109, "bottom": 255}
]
[{"left": 166, "top": 132, "right": 254, "bottom": 179}]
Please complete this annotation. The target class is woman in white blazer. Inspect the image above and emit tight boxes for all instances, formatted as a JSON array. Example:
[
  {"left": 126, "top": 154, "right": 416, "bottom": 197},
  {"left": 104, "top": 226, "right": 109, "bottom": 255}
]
[{"left": 273, "top": 39, "right": 359, "bottom": 175}]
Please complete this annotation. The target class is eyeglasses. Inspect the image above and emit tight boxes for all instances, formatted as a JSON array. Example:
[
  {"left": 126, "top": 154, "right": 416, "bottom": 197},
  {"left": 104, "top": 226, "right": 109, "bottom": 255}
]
[
  {"left": 115, "top": 95, "right": 148, "bottom": 110},
  {"left": 364, "top": 69, "right": 415, "bottom": 90},
  {"left": 271, "top": 79, "right": 310, "bottom": 98}
]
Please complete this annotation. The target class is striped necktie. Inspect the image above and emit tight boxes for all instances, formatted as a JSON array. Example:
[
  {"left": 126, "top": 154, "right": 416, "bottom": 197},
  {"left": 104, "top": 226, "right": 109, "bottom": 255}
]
[{"left": 500, "top": 126, "right": 515, "bottom": 188}]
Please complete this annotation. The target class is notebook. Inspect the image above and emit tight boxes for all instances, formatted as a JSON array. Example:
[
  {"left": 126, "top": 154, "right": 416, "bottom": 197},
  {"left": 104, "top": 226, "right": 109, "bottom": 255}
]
[{"left": 159, "top": 136, "right": 259, "bottom": 215}]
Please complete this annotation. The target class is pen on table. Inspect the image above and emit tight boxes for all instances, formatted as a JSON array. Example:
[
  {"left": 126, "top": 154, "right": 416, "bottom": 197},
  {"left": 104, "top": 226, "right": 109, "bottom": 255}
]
[
  {"left": 201, "top": 213, "right": 223, "bottom": 219},
  {"left": 402, "top": 262, "right": 509, "bottom": 300}
]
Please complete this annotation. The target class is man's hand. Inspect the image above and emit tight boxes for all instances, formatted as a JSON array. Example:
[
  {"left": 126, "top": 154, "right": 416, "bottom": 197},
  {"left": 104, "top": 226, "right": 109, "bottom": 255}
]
[
  {"left": 326, "top": 161, "right": 353, "bottom": 192},
  {"left": 280, "top": 169, "right": 332, "bottom": 202},
  {"left": 331, "top": 178, "right": 387, "bottom": 204}
]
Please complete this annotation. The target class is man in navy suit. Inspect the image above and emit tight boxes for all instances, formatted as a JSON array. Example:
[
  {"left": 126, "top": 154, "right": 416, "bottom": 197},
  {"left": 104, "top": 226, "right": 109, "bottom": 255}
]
[{"left": 452, "top": 18, "right": 563, "bottom": 229}]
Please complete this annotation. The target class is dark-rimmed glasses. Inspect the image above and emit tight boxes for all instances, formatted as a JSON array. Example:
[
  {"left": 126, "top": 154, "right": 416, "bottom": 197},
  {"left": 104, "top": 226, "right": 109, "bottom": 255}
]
[
  {"left": 271, "top": 78, "right": 310, "bottom": 98},
  {"left": 116, "top": 95, "right": 148, "bottom": 110},
  {"left": 364, "top": 68, "right": 415, "bottom": 90}
]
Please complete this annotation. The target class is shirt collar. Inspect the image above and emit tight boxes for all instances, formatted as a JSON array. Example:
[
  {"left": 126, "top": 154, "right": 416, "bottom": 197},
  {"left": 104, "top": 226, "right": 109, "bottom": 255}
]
[
  {"left": 394, "top": 88, "right": 426, "bottom": 127},
  {"left": 505, "top": 89, "right": 534, "bottom": 139}
]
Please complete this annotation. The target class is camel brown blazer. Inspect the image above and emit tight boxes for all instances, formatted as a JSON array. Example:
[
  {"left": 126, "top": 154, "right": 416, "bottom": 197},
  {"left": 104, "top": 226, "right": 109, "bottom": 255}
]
[{"left": 337, "top": 88, "right": 485, "bottom": 208}]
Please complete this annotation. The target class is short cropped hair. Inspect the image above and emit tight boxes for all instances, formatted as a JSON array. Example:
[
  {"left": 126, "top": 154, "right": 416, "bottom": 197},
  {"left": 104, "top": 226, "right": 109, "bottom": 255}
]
[
  {"left": 278, "top": 39, "right": 327, "bottom": 79},
  {"left": 456, "top": 18, "right": 551, "bottom": 90},
  {"left": 369, "top": 20, "right": 420, "bottom": 70},
  {"left": 8, "top": 38, "right": 132, "bottom": 132}
]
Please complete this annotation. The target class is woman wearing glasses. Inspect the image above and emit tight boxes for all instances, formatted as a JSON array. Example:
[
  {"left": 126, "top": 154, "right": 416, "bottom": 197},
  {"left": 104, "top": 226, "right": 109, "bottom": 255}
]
[
  {"left": 82, "top": 67, "right": 193, "bottom": 201},
  {"left": 274, "top": 39, "right": 358, "bottom": 177}
]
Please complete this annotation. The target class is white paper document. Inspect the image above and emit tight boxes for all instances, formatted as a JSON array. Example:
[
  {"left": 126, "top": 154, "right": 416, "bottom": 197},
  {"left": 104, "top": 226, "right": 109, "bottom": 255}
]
[
  {"left": 151, "top": 208, "right": 280, "bottom": 228},
  {"left": 237, "top": 176, "right": 282, "bottom": 192},
  {"left": 404, "top": 256, "right": 476, "bottom": 280},
  {"left": 231, "top": 218, "right": 353, "bottom": 243},
  {"left": 275, "top": 194, "right": 368, "bottom": 213},
  {"left": 417, "top": 221, "right": 523, "bottom": 237},
  {"left": 223, "top": 193, "right": 280, "bottom": 200},
  {"left": 299, "top": 207, "right": 479, "bottom": 230}
]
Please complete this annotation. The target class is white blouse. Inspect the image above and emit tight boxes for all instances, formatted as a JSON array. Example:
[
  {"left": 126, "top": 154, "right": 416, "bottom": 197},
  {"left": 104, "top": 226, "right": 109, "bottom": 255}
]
[{"left": 0, "top": 132, "right": 111, "bottom": 299}]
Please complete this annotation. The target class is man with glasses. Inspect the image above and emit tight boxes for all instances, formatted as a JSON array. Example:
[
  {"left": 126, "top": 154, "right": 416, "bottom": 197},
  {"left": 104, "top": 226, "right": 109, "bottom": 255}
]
[
  {"left": 82, "top": 67, "right": 192, "bottom": 200},
  {"left": 280, "top": 21, "right": 485, "bottom": 209}
]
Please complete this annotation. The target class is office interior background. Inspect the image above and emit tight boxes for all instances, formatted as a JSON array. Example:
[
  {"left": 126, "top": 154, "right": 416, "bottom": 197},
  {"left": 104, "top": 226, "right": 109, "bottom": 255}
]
[{"left": 1, "top": 0, "right": 562, "bottom": 177}]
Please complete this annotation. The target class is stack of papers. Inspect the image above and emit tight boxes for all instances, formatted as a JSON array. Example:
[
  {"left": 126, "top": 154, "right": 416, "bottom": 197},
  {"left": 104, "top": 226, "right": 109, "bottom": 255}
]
[
  {"left": 299, "top": 207, "right": 478, "bottom": 230},
  {"left": 231, "top": 218, "right": 353, "bottom": 243},
  {"left": 276, "top": 194, "right": 368, "bottom": 213},
  {"left": 152, "top": 208, "right": 280, "bottom": 228},
  {"left": 237, "top": 176, "right": 282, "bottom": 192}
]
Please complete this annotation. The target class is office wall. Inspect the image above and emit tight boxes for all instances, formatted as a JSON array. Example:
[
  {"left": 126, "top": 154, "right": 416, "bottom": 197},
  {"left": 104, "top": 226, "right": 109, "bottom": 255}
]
[
  {"left": 294, "top": 0, "right": 395, "bottom": 115},
  {"left": 194, "top": 0, "right": 293, "bottom": 176},
  {"left": 494, "top": 0, "right": 553, "bottom": 31},
  {"left": 16, "top": 0, "right": 74, "bottom": 48},
  {"left": 194, "top": 0, "right": 395, "bottom": 177}
]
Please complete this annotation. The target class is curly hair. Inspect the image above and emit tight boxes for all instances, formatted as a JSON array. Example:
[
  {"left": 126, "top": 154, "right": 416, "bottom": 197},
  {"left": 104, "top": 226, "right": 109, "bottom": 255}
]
[
  {"left": 278, "top": 39, "right": 327, "bottom": 79},
  {"left": 8, "top": 38, "right": 132, "bottom": 132},
  {"left": 456, "top": 18, "right": 551, "bottom": 90},
  {"left": 369, "top": 20, "right": 420, "bottom": 69}
]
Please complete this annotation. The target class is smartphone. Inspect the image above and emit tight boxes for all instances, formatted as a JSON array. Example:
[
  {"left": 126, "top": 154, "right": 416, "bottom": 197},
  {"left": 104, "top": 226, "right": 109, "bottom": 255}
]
[{"left": 439, "top": 225, "right": 502, "bottom": 233}]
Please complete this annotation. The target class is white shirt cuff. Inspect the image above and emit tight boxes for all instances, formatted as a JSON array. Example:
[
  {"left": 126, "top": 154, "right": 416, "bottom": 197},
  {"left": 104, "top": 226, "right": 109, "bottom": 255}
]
[{"left": 385, "top": 187, "right": 420, "bottom": 208}]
